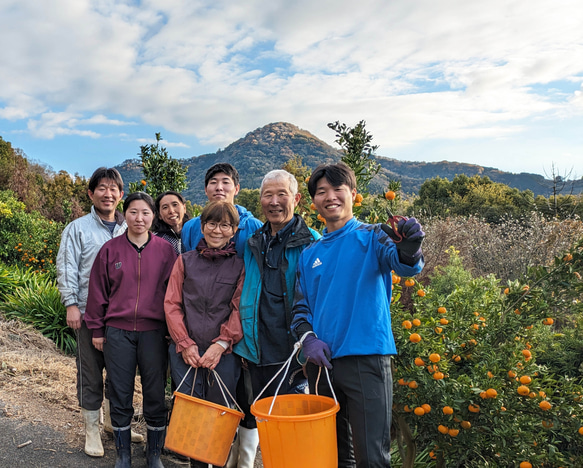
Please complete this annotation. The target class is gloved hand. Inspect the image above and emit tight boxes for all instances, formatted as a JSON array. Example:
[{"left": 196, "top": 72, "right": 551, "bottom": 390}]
[
  {"left": 302, "top": 334, "right": 332, "bottom": 369},
  {"left": 382, "top": 217, "right": 425, "bottom": 265}
]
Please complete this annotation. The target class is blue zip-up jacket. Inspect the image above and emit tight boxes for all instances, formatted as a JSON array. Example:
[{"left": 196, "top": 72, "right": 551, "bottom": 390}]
[
  {"left": 181, "top": 204, "right": 262, "bottom": 257},
  {"left": 291, "top": 217, "right": 424, "bottom": 359},
  {"left": 234, "top": 216, "right": 320, "bottom": 364}
]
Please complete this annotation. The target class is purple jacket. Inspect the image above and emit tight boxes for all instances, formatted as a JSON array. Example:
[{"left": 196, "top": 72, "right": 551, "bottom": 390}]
[{"left": 85, "top": 233, "right": 177, "bottom": 338}]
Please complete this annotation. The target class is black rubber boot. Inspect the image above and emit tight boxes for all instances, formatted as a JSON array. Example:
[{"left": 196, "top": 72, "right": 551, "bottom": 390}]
[
  {"left": 146, "top": 428, "right": 166, "bottom": 468},
  {"left": 114, "top": 429, "right": 132, "bottom": 468}
]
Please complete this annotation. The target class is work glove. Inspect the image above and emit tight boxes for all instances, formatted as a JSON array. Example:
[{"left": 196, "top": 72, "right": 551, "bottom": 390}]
[
  {"left": 301, "top": 334, "right": 332, "bottom": 370},
  {"left": 382, "top": 217, "right": 425, "bottom": 265}
]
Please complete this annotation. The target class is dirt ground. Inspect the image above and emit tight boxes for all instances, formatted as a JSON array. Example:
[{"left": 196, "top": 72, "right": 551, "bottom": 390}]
[{"left": 0, "top": 317, "right": 262, "bottom": 467}]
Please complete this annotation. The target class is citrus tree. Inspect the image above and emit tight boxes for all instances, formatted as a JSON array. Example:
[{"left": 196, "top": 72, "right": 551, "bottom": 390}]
[{"left": 390, "top": 243, "right": 583, "bottom": 467}]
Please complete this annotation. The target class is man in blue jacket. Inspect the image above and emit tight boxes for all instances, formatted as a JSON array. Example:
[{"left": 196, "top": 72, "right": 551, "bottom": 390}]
[
  {"left": 291, "top": 162, "right": 425, "bottom": 468},
  {"left": 229, "top": 169, "right": 320, "bottom": 468},
  {"left": 181, "top": 163, "right": 262, "bottom": 256}
]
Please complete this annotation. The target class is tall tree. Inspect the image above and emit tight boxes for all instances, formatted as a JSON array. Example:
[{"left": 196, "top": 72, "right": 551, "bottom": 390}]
[{"left": 128, "top": 133, "right": 188, "bottom": 197}]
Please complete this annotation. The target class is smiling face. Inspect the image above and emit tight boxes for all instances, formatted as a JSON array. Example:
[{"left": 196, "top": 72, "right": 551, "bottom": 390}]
[
  {"left": 204, "top": 172, "right": 240, "bottom": 204},
  {"left": 158, "top": 194, "right": 187, "bottom": 232},
  {"left": 202, "top": 218, "right": 237, "bottom": 249},
  {"left": 260, "top": 178, "right": 301, "bottom": 235},
  {"left": 125, "top": 199, "right": 154, "bottom": 238},
  {"left": 312, "top": 178, "right": 356, "bottom": 232},
  {"left": 88, "top": 178, "right": 123, "bottom": 221}
]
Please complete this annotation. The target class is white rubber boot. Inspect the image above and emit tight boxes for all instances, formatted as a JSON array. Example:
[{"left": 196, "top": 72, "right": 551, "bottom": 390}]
[
  {"left": 103, "top": 398, "right": 144, "bottom": 443},
  {"left": 238, "top": 426, "right": 259, "bottom": 468},
  {"left": 225, "top": 430, "right": 240, "bottom": 468},
  {"left": 82, "top": 408, "right": 104, "bottom": 457}
]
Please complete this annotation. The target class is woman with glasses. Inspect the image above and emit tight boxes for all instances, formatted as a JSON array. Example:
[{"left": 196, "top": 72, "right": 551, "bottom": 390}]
[{"left": 164, "top": 201, "right": 245, "bottom": 468}]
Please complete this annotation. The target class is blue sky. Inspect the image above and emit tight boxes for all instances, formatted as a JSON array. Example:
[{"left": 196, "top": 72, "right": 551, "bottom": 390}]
[{"left": 1, "top": 0, "right": 582, "bottom": 179}]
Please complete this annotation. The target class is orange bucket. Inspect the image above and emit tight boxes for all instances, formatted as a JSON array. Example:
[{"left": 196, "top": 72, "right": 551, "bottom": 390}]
[
  {"left": 251, "top": 394, "right": 339, "bottom": 468},
  {"left": 165, "top": 391, "right": 243, "bottom": 466}
]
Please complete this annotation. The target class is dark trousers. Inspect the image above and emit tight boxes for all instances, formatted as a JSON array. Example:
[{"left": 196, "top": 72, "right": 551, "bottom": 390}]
[
  {"left": 248, "top": 358, "right": 308, "bottom": 399},
  {"left": 104, "top": 326, "right": 168, "bottom": 428},
  {"left": 76, "top": 320, "right": 106, "bottom": 411},
  {"left": 169, "top": 342, "right": 241, "bottom": 407},
  {"left": 307, "top": 355, "right": 393, "bottom": 468}
]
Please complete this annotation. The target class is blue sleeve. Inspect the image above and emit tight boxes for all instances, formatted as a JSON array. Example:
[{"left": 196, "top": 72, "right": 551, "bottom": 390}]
[
  {"left": 182, "top": 218, "right": 202, "bottom": 252},
  {"left": 290, "top": 256, "right": 313, "bottom": 339}
]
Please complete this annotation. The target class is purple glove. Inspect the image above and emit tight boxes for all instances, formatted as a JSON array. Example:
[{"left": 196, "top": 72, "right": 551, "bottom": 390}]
[{"left": 302, "top": 334, "right": 332, "bottom": 369}]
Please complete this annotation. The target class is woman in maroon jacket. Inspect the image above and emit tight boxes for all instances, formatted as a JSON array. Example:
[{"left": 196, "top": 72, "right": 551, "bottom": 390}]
[
  {"left": 164, "top": 201, "right": 245, "bottom": 468},
  {"left": 85, "top": 191, "right": 177, "bottom": 468}
]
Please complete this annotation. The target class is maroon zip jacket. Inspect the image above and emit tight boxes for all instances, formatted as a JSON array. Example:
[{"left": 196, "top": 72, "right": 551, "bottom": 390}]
[{"left": 85, "top": 233, "right": 177, "bottom": 338}]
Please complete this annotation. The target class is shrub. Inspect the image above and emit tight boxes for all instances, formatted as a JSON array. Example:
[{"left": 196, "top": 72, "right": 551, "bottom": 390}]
[{"left": 0, "top": 269, "right": 74, "bottom": 355}]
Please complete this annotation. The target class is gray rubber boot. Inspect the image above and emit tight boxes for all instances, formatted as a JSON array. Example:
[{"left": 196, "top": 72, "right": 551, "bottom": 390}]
[{"left": 82, "top": 409, "right": 104, "bottom": 457}]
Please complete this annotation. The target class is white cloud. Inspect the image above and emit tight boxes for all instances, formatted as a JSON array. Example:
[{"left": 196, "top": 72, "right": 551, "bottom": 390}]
[{"left": 0, "top": 0, "right": 582, "bottom": 176}]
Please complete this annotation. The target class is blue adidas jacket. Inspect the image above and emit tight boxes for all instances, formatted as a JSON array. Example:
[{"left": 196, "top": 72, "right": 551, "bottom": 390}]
[{"left": 291, "top": 217, "right": 424, "bottom": 359}]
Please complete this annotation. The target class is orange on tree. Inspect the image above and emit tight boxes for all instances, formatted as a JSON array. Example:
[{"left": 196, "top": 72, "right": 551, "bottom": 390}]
[
  {"left": 519, "top": 463, "right": 532, "bottom": 468},
  {"left": 504, "top": 287, "right": 510, "bottom": 295},
  {"left": 539, "top": 401, "right": 552, "bottom": 411},
  {"left": 414, "top": 407, "right": 425, "bottom": 416},
  {"left": 385, "top": 190, "right": 396, "bottom": 200},
  {"left": 461, "top": 420, "right": 471, "bottom": 430},
  {"left": 408, "top": 381, "right": 418, "bottom": 389},
  {"left": 579, "top": 426, "right": 583, "bottom": 435},
  {"left": 468, "top": 404, "right": 480, "bottom": 413},
  {"left": 564, "top": 253, "right": 573, "bottom": 262},
  {"left": 508, "top": 370, "right": 517, "bottom": 379},
  {"left": 414, "top": 357, "right": 425, "bottom": 366},
  {"left": 392, "top": 274, "right": 401, "bottom": 284},
  {"left": 429, "top": 353, "right": 441, "bottom": 363},
  {"left": 412, "top": 318, "right": 421, "bottom": 326},
  {"left": 355, "top": 193, "right": 363, "bottom": 203},
  {"left": 520, "top": 375, "right": 532, "bottom": 385},
  {"left": 437, "top": 306, "right": 447, "bottom": 314},
  {"left": 409, "top": 333, "right": 422, "bottom": 343},
  {"left": 522, "top": 349, "right": 532, "bottom": 360},
  {"left": 517, "top": 385, "right": 530, "bottom": 396},
  {"left": 421, "top": 404, "right": 431, "bottom": 413},
  {"left": 448, "top": 428, "right": 459, "bottom": 437},
  {"left": 442, "top": 406, "right": 454, "bottom": 415},
  {"left": 438, "top": 425, "right": 449, "bottom": 434},
  {"left": 440, "top": 318, "right": 449, "bottom": 325},
  {"left": 542, "top": 317, "right": 554, "bottom": 325},
  {"left": 433, "top": 372, "right": 445, "bottom": 380},
  {"left": 404, "top": 278, "right": 415, "bottom": 287},
  {"left": 417, "top": 289, "right": 426, "bottom": 297},
  {"left": 404, "top": 405, "right": 412, "bottom": 412},
  {"left": 486, "top": 388, "right": 498, "bottom": 398},
  {"left": 402, "top": 320, "right": 413, "bottom": 329}
]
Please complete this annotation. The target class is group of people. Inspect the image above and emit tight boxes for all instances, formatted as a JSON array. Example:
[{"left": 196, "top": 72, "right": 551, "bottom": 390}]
[{"left": 57, "top": 161, "right": 425, "bottom": 468}]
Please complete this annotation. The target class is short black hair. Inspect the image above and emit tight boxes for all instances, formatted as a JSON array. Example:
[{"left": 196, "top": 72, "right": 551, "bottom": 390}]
[
  {"left": 88, "top": 167, "right": 124, "bottom": 193},
  {"left": 308, "top": 162, "right": 356, "bottom": 198},
  {"left": 123, "top": 192, "right": 155, "bottom": 215},
  {"left": 204, "top": 163, "right": 239, "bottom": 187}
]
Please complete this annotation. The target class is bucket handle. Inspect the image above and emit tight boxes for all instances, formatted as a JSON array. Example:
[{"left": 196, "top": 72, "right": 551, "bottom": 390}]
[
  {"left": 174, "top": 366, "right": 244, "bottom": 414},
  {"left": 252, "top": 341, "right": 338, "bottom": 416}
]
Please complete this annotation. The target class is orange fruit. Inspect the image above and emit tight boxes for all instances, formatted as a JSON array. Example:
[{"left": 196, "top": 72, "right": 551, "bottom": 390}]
[
  {"left": 421, "top": 404, "right": 431, "bottom": 413},
  {"left": 417, "top": 289, "right": 426, "bottom": 297},
  {"left": 579, "top": 426, "right": 583, "bottom": 435},
  {"left": 437, "top": 306, "right": 447, "bottom": 314},
  {"left": 486, "top": 388, "right": 498, "bottom": 399},
  {"left": 480, "top": 391, "right": 488, "bottom": 399},
  {"left": 392, "top": 275, "right": 401, "bottom": 284},
  {"left": 522, "top": 349, "right": 532, "bottom": 359},
  {"left": 414, "top": 357, "right": 425, "bottom": 366},
  {"left": 519, "top": 463, "right": 532, "bottom": 468},
  {"left": 435, "top": 327, "right": 443, "bottom": 334},
  {"left": 529, "top": 392, "right": 536, "bottom": 399},
  {"left": 429, "top": 450, "right": 436, "bottom": 459},
  {"left": 404, "top": 278, "right": 415, "bottom": 287},
  {"left": 468, "top": 404, "right": 480, "bottom": 413},
  {"left": 448, "top": 428, "right": 459, "bottom": 437},
  {"left": 409, "top": 333, "right": 422, "bottom": 343},
  {"left": 398, "top": 378, "right": 407, "bottom": 386},
  {"left": 438, "top": 424, "right": 449, "bottom": 434},
  {"left": 472, "top": 324, "right": 480, "bottom": 330},
  {"left": 414, "top": 407, "right": 425, "bottom": 416},
  {"left": 542, "top": 317, "right": 554, "bottom": 325},
  {"left": 519, "top": 376, "right": 532, "bottom": 385},
  {"left": 355, "top": 193, "right": 363, "bottom": 203},
  {"left": 408, "top": 381, "right": 418, "bottom": 389},
  {"left": 442, "top": 406, "right": 454, "bottom": 415},
  {"left": 412, "top": 318, "right": 421, "bottom": 326},
  {"left": 385, "top": 190, "right": 396, "bottom": 200},
  {"left": 402, "top": 320, "right": 412, "bottom": 329},
  {"left": 517, "top": 385, "right": 530, "bottom": 396},
  {"left": 487, "top": 371, "right": 494, "bottom": 378},
  {"left": 461, "top": 420, "right": 471, "bottom": 430},
  {"left": 429, "top": 353, "right": 441, "bottom": 363},
  {"left": 564, "top": 253, "right": 573, "bottom": 262},
  {"left": 440, "top": 318, "right": 449, "bottom": 325},
  {"left": 310, "top": 203, "right": 316, "bottom": 211},
  {"left": 453, "top": 355, "right": 462, "bottom": 362},
  {"left": 504, "top": 287, "right": 509, "bottom": 295},
  {"left": 433, "top": 372, "right": 445, "bottom": 380},
  {"left": 404, "top": 405, "right": 412, "bottom": 412},
  {"left": 539, "top": 401, "right": 551, "bottom": 411}
]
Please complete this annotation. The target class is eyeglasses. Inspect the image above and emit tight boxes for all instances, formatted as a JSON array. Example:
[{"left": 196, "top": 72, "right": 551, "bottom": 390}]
[{"left": 205, "top": 222, "right": 233, "bottom": 232}]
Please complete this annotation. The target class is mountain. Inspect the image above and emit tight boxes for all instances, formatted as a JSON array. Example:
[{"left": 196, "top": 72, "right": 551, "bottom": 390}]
[{"left": 115, "top": 122, "right": 582, "bottom": 204}]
